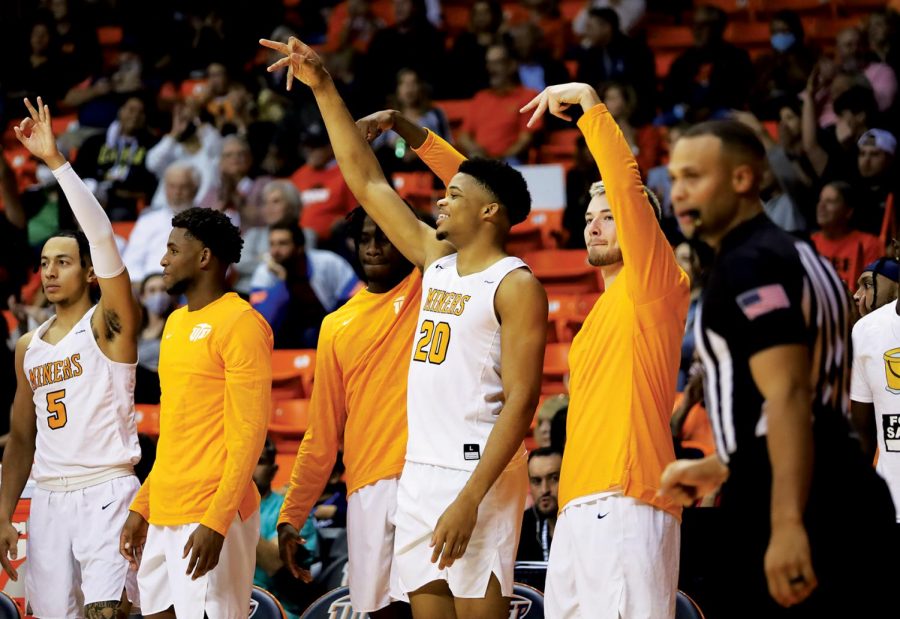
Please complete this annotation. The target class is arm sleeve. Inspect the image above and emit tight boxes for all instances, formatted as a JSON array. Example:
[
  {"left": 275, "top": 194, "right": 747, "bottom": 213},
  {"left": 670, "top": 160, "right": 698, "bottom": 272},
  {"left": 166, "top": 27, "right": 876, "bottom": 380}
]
[
  {"left": 850, "top": 324, "right": 874, "bottom": 403},
  {"left": 576, "top": 104, "right": 683, "bottom": 302},
  {"left": 278, "top": 319, "right": 347, "bottom": 529},
  {"left": 412, "top": 130, "right": 467, "bottom": 187},
  {"left": 52, "top": 162, "right": 124, "bottom": 279},
  {"left": 200, "top": 311, "right": 273, "bottom": 536}
]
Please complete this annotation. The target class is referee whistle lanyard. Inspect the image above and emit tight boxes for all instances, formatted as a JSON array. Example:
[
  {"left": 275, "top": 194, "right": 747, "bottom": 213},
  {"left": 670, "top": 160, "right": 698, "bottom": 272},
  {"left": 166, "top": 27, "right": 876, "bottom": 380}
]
[{"left": 533, "top": 509, "right": 552, "bottom": 561}]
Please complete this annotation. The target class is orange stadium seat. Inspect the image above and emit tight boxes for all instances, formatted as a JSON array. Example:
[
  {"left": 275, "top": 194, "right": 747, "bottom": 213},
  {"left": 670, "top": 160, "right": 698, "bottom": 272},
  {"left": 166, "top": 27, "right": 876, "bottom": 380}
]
[
  {"left": 806, "top": 16, "right": 861, "bottom": 43},
  {"left": 655, "top": 51, "right": 679, "bottom": 79},
  {"left": 269, "top": 398, "right": 311, "bottom": 454},
  {"left": 271, "top": 349, "right": 316, "bottom": 399},
  {"left": 134, "top": 404, "right": 160, "bottom": 436},
  {"left": 646, "top": 26, "right": 694, "bottom": 51},
  {"left": 528, "top": 210, "right": 566, "bottom": 248},
  {"left": 111, "top": 220, "right": 136, "bottom": 242},
  {"left": 756, "top": 0, "right": 837, "bottom": 17},
  {"left": 434, "top": 99, "right": 470, "bottom": 137},
  {"left": 538, "top": 128, "right": 580, "bottom": 167},
  {"left": 96, "top": 25, "right": 123, "bottom": 47},
  {"left": 523, "top": 249, "right": 602, "bottom": 295},
  {"left": 542, "top": 342, "right": 570, "bottom": 394},
  {"left": 547, "top": 292, "right": 599, "bottom": 343},
  {"left": 392, "top": 171, "right": 436, "bottom": 211},
  {"left": 507, "top": 221, "right": 544, "bottom": 256},
  {"left": 726, "top": 21, "right": 771, "bottom": 47}
]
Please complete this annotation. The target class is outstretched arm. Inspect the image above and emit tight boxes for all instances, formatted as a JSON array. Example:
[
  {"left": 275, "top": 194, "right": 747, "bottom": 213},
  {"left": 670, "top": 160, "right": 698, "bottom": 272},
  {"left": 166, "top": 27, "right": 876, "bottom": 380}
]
[
  {"left": 15, "top": 97, "right": 141, "bottom": 363},
  {"left": 260, "top": 38, "right": 453, "bottom": 269}
]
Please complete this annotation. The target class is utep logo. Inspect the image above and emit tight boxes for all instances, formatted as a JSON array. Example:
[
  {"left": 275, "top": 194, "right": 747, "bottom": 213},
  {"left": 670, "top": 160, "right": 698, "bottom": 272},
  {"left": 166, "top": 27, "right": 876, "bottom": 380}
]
[
  {"left": 884, "top": 347, "right": 900, "bottom": 394},
  {"left": 324, "top": 594, "right": 533, "bottom": 619},
  {"left": 190, "top": 323, "right": 213, "bottom": 342},
  {"left": 248, "top": 599, "right": 259, "bottom": 617},
  {"left": 394, "top": 296, "right": 406, "bottom": 315}
]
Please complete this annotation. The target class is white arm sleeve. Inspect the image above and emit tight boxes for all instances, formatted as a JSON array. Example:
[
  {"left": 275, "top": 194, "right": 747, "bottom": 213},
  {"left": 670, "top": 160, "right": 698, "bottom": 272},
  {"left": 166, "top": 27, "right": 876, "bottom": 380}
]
[{"left": 52, "top": 162, "right": 125, "bottom": 279}]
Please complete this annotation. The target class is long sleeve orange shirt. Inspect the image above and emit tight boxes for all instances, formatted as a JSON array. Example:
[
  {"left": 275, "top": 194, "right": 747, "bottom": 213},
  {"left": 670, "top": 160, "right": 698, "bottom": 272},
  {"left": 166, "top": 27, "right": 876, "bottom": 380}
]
[
  {"left": 131, "top": 293, "right": 273, "bottom": 536},
  {"left": 561, "top": 104, "right": 690, "bottom": 519},
  {"left": 278, "top": 271, "right": 422, "bottom": 528}
]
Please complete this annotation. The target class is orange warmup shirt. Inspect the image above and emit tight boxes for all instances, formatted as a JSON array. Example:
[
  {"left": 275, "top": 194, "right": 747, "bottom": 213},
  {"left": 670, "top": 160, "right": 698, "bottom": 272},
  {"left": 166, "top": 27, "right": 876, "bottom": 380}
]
[
  {"left": 811, "top": 230, "right": 882, "bottom": 292},
  {"left": 278, "top": 270, "right": 423, "bottom": 527},
  {"left": 130, "top": 293, "right": 273, "bottom": 537},
  {"left": 562, "top": 104, "right": 690, "bottom": 519}
]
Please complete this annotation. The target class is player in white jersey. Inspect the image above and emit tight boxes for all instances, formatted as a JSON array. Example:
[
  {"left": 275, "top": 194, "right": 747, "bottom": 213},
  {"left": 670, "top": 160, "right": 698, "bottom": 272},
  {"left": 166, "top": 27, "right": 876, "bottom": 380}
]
[
  {"left": 0, "top": 98, "right": 142, "bottom": 618},
  {"left": 261, "top": 38, "right": 548, "bottom": 618}
]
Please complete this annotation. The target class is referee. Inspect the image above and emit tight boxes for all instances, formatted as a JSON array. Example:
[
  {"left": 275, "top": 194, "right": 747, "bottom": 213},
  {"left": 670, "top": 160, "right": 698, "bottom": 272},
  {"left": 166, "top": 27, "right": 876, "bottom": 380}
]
[{"left": 660, "top": 120, "right": 897, "bottom": 618}]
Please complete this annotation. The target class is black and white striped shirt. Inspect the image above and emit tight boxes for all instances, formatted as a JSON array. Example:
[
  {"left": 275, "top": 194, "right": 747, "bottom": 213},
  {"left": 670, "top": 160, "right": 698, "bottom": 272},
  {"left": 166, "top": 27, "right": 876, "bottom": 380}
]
[{"left": 696, "top": 215, "right": 852, "bottom": 491}]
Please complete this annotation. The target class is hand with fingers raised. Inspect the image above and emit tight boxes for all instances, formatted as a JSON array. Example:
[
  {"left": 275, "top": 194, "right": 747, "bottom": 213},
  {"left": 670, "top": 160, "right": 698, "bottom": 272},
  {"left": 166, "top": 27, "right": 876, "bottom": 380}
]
[
  {"left": 14, "top": 97, "right": 66, "bottom": 170},
  {"left": 259, "top": 37, "right": 330, "bottom": 91},
  {"left": 519, "top": 83, "right": 603, "bottom": 128}
]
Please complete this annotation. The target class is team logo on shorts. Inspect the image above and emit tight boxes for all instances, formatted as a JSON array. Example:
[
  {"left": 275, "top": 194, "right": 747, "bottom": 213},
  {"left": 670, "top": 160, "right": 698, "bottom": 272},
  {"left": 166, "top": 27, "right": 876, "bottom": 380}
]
[{"left": 189, "top": 323, "right": 213, "bottom": 342}]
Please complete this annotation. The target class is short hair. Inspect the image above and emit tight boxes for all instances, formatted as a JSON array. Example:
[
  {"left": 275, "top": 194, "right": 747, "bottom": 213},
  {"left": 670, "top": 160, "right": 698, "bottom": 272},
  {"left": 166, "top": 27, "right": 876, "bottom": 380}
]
[
  {"left": 171, "top": 208, "right": 243, "bottom": 265},
  {"left": 772, "top": 9, "right": 805, "bottom": 41},
  {"left": 263, "top": 180, "right": 303, "bottom": 220},
  {"left": 457, "top": 158, "right": 531, "bottom": 226},
  {"left": 588, "top": 7, "right": 620, "bottom": 31},
  {"left": 47, "top": 230, "right": 91, "bottom": 268},
  {"left": 825, "top": 180, "right": 857, "bottom": 211},
  {"left": 164, "top": 161, "right": 201, "bottom": 188},
  {"left": 589, "top": 181, "right": 662, "bottom": 220},
  {"left": 833, "top": 84, "right": 878, "bottom": 119},
  {"left": 139, "top": 272, "right": 165, "bottom": 295},
  {"left": 682, "top": 120, "right": 766, "bottom": 183},
  {"left": 528, "top": 446, "right": 563, "bottom": 463},
  {"left": 269, "top": 217, "right": 306, "bottom": 248}
]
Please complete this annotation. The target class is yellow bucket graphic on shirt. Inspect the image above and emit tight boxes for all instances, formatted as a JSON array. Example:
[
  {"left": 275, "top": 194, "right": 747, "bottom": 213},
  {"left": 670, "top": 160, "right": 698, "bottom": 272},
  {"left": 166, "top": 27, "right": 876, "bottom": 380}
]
[{"left": 885, "top": 348, "right": 900, "bottom": 394}]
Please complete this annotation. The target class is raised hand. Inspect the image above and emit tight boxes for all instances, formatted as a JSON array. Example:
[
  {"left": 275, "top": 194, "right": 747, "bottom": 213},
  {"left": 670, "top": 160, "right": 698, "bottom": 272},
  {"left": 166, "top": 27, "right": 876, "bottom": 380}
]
[
  {"left": 259, "top": 37, "right": 329, "bottom": 91},
  {"left": 356, "top": 110, "right": 398, "bottom": 143},
  {"left": 519, "top": 83, "right": 602, "bottom": 128},
  {"left": 13, "top": 97, "right": 65, "bottom": 169}
]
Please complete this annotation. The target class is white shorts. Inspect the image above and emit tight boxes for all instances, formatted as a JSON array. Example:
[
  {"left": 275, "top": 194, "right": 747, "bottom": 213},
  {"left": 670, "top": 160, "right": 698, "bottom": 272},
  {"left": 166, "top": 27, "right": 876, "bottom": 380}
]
[
  {"left": 26, "top": 475, "right": 140, "bottom": 619},
  {"left": 392, "top": 460, "right": 527, "bottom": 599},
  {"left": 544, "top": 494, "right": 680, "bottom": 619},
  {"left": 346, "top": 476, "right": 401, "bottom": 612},
  {"left": 137, "top": 513, "right": 259, "bottom": 619}
]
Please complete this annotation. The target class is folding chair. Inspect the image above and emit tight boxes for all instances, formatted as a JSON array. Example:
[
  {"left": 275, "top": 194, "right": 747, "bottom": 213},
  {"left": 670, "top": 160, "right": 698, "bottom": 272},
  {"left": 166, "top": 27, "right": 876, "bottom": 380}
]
[
  {"left": 250, "top": 586, "right": 288, "bottom": 619},
  {"left": 271, "top": 349, "right": 316, "bottom": 400},
  {"left": 524, "top": 250, "right": 602, "bottom": 295},
  {"left": 269, "top": 398, "right": 311, "bottom": 454},
  {"left": 542, "top": 342, "right": 570, "bottom": 395}
]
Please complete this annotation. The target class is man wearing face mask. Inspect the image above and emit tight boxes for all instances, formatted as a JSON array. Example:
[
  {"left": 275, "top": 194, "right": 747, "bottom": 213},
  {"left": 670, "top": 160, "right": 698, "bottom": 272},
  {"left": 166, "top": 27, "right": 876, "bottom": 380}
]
[
  {"left": 135, "top": 273, "right": 174, "bottom": 404},
  {"left": 752, "top": 10, "right": 816, "bottom": 118}
]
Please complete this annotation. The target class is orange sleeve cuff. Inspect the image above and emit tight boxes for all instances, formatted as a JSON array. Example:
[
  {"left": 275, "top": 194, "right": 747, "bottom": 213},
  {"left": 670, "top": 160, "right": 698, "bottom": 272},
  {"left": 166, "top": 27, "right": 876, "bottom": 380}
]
[{"left": 412, "top": 130, "right": 467, "bottom": 187}]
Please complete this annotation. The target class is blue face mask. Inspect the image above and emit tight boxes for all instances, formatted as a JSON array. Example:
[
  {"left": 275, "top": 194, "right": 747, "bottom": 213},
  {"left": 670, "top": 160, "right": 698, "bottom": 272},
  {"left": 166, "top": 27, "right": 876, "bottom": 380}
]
[
  {"left": 144, "top": 292, "right": 172, "bottom": 317},
  {"left": 771, "top": 32, "right": 796, "bottom": 53}
]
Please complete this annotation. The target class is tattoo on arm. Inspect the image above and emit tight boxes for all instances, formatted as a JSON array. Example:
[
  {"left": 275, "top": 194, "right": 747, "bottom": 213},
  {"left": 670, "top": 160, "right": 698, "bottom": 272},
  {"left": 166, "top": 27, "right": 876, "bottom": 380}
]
[{"left": 84, "top": 600, "right": 128, "bottom": 619}]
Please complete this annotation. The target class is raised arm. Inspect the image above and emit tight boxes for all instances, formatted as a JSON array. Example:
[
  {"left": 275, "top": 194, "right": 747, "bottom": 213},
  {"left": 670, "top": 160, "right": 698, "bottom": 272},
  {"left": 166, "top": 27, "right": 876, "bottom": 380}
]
[
  {"left": 260, "top": 38, "right": 453, "bottom": 269},
  {"left": 0, "top": 334, "right": 38, "bottom": 581},
  {"left": 523, "top": 84, "right": 683, "bottom": 300},
  {"left": 14, "top": 97, "right": 142, "bottom": 363},
  {"left": 430, "top": 269, "right": 547, "bottom": 569}
]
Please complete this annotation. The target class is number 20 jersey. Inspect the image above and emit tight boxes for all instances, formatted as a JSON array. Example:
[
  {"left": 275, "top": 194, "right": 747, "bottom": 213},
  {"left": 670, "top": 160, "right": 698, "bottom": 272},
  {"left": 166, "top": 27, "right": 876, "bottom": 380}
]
[
  {"left": 405, "top": 254, "right": 528, "bottom": 471},
  {"left": 24, "top": 305, "right": 141, "bottom": 484}
]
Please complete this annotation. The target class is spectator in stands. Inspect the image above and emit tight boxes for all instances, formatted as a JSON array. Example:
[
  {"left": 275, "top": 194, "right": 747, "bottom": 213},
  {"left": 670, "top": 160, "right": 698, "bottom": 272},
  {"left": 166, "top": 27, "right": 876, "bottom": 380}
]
[
  {"left": 732, "top": 107, "right": 812, "bottom": 234},
  {"left": 372, "top": 68, "right": 451, "bottom": 174},
  {"left": 49, "top": 0, "right": 102, "bottom": 90},
  {"left": 72, "top": 95, "right": 158, "bottom": 221},
  {"left": 661, "top": 4, "right": 753, "bottom": 123},
  {"left": 598, "top": 81, "right": 661, "bottom": 174},
  {"left": 853, "top": 256, "right": 900, "bottom": 318},
  {"left": 811, "top": 181, "right": 882, "bottom": 291},
  {"left": 254, "top": 438, "right": 318, "bottom": 618},
  {"left": 563, "top": 136, "right": 600, "bottom": 248},
  {"left": 646, "top": 124, "right": 689, "bottom": 232},
  {"left": 833, "top": 26, "right": 897, "bottom": 114},
  {"left": 674, "top": 242, "right": 704, "bottom": 391},
  {"left": 235, "top": 180, "right": 312, "bottom": 296},
  {"left": 448, "top": 0, "right": 505, "bottom": 98},
  {"left": 5, "top": 18, "right": 65, "bottom": 112},
  {"left": 571, "top": 8, "right": 656, "bottom": 124},
  {"left": 197, "top": 135, "right": 270, "bottom": 228},
  {"left": 134, "top": 273, "right": 174, "bottom": 405},
  {"left": 363, "top": 0, "right": 446, "bottom": 103},
  {"left": 752, "top": 10, "right": 817, "bottom": 119},
  {"left": 518, "top": 0, "right": 568, "bottom": 60},
  {"left": 534, "top": 395, "right": 568, "bottom": 448},
  {"left": 291, "top": 127, "right": 357, "bottom": 245},
  {"left": 250, "top": 219, "right": 360, "bottom": 349},
  {"left": 122, "top": 162, "right": 200, "bottom": 284},
  {"left": 509, "top": 22, "right": 571, "bottom": 98},
  {"left": 854, "top": 128, "right": 896, "bottom": 235},
  {"left": 146, "top": 100, "right": 223, "bottom": 208},
  {"left": 518, "top": 447, "right": 563, "bottom": 562},
  {"left": 867, "top": 10, "right": 900, "bottom": 80},
  {"left": 457, "top": 43, "right": 541, "bottom": 163},
  {"left": 323, "top": 0, "right": 386, "bottom": 54},
  {"left": 573, "top": 0, "right": 647, "bottom": 36}
]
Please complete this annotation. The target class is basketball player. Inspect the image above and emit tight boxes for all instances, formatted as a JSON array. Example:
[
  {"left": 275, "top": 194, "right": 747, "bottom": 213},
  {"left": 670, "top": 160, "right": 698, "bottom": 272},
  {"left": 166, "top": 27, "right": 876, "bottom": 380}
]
[
  {"left": 519, "top": 83, "right": 689, "bottom": 617},
  {"left": 119, "top": 207, "right": 273, "bottom": 618},
  {"left": 0, "top": 97, "right": 142, "bottom": 618},
  {"left": 260, "top": 37, "right": 547, "bottom": 618},
  {"left": 277, "top": 207, "right": 420, "bottom": 617}
]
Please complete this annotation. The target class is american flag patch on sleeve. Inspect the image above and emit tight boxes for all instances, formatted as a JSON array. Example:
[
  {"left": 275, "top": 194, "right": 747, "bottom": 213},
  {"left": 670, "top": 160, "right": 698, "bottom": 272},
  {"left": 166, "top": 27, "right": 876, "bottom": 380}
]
[{"left": 736, "top": 283, "right": 791, "bottom": 320}]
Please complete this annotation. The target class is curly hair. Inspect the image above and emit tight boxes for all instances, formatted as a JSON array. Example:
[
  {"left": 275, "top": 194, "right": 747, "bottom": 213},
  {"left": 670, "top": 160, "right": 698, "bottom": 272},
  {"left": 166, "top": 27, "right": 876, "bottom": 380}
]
[
  {"left": 457, "top": 158, "right": 531, "bottom": 227},
  {"left": 171, "top": 207, "right": 243, "bottom": 265}
]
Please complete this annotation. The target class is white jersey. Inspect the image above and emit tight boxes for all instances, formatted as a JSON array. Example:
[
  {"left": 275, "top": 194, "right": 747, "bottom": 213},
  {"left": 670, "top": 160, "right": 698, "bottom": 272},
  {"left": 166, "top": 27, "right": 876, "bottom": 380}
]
[
  {"left": 24, "top": 305, "right": 141, "bottom": 487},
  {"left": 851, "top": 302, "right": 900, "bottom": 521},
  {"left": 405, "top": 254, "right": 528, "bottom": 471}
]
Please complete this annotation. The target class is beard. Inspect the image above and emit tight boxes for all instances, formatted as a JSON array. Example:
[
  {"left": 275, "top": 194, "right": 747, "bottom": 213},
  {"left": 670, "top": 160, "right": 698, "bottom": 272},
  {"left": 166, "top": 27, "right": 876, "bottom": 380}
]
[{"left": 587, "top": 246, "right": 623, "bottom": 267}]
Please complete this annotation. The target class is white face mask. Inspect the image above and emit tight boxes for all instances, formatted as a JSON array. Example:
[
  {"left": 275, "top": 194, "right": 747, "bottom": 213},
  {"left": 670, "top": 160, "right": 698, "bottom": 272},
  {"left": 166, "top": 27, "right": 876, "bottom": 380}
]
[{"left": 143, "top": 291, "right": 171, "bottom": 316}]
